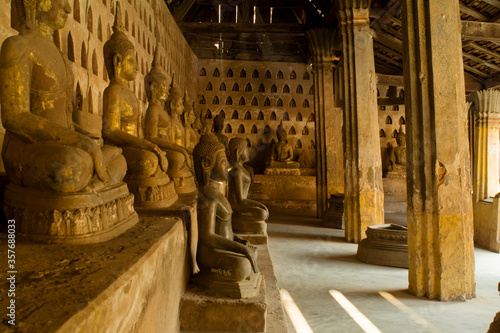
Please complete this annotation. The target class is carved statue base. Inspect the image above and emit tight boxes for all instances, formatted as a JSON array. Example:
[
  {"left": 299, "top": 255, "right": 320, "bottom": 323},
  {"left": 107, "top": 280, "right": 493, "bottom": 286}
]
[
  {"left": 193, "top": 270, "right": 262, "bottom": 298},
  {"left": 3, "top": 183, "right": 138, "bottom": 244},
  {"left": 171, "top": 174, "right": 197, "bottom": 194},
  {"left": 125, "top": 174, "right": 178, "bottom": 208},
  {"left": 356, "top": 224, "right": 408, "bottom": 268},
  {"left": 232, "top": 216, "right": 267, "bottom": 235}
]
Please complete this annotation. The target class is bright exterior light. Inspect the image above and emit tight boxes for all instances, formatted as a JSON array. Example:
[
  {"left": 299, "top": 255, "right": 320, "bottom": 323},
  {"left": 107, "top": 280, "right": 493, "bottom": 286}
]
[
  {"left": 329, "top": 290, "right": 382, "bottom": 333},
  {"left": 280, "top": 289, "right": 314, "bottom": 333}
]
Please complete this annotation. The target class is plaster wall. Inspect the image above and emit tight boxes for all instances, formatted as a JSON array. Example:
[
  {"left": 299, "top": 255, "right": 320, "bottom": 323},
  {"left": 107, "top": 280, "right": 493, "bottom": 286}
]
[
  {"left": 0, "top": 0, "right": 199, "bottom": 172},
  {"left": 197, "top": 59, "right": 316, "bottom": 174}
]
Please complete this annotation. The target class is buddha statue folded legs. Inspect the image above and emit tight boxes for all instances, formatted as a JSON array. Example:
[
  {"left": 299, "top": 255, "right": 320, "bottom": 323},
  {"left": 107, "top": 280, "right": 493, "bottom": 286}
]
[
  {"left": 102, "top": 3, "right": 178, "bottom": 208},
  {"left": 228, "top": 138, "right": 269, "bottom": 235},
  {"left": 0, "top": 0, "right": 138, "bottom": 243},
  {"left": 193, "top": 134, "right": 261, "bottom": 298}
]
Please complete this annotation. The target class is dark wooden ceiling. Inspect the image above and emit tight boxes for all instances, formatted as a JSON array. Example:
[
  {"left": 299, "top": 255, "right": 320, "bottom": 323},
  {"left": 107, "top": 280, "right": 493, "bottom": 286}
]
[{"left": 169, "top": 0, "right": 500, "bottom": 90}]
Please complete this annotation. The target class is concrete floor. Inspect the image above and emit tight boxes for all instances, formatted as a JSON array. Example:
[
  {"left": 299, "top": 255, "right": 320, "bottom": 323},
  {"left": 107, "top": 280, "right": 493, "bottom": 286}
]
[{"left": 267, "top": 211, "right": 500, "bottom": 333}]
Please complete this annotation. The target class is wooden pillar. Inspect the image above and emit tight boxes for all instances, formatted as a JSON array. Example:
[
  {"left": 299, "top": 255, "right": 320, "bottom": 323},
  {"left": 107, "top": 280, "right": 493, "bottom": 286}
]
[
  {"left": 339, "top": 1, "right": 384, "bottom": 243},
  {"left": 306, "top": 28, "right": 343, "bottom": 218},
  {"left": 402, "top": 0, "right": 475, "bottom": 300}
]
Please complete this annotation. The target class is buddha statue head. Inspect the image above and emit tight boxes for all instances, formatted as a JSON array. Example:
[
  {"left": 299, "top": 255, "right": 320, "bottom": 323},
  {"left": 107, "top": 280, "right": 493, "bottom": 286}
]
[
  {"left": 103, "top": 2, "right": 137, "bottom": 83},
  {"left": 145, "top": 45, "right": 168, "bottom": 104},
  {"left": 14, "top": 0, "right": 71, "bottom": 33},
  {"left": 228, "top": 138, "right": 249, "bottom": 164},
  {"left": 193, "top": 134, "right": 227, "bottom": 186},
  {"left": 167, "top": 76, "right": 184, "bottom": 116},
  {"left": 213, "top": 114, "right": 224, "bottom": 134},
  {"left": 277, "top": 126, "right": 287, "bottom": 143}
]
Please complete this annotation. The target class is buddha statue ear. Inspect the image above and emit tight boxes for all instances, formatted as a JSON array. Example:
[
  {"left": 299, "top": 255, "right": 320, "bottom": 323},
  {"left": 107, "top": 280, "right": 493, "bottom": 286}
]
[
  {"left": 201, "top": 156, "right": 213, "bottom": 184},
  {"left": 113, "top": 53, "right": 122, "bottom": 69}
]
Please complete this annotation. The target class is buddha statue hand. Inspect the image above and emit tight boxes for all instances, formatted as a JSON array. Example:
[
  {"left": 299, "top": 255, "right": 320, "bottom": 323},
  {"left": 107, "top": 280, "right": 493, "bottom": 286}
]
[
  {"left": 151, "top": 144, "right": 169, "bottom": 172},
  {"left": 78, "top": 136, "right": 111, "bottom": 183}
]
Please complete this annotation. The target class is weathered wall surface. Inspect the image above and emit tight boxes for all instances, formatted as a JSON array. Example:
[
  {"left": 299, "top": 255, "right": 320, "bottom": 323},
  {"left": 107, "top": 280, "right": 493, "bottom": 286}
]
[
  {"left": 0, "top": 0, "right": 199, "bottom": 172},
  {"left": 197, "top": 59, "right": 316, "bottom": 173}
]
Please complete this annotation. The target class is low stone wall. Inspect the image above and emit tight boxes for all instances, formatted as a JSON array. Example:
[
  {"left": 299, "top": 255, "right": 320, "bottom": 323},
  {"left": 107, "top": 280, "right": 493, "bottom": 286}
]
[
  {"left": 0, "top": 217, "right": 188, "bottom": 332},
  {"left": 249, "top": 174, "right": 316, "bottom": 216}
]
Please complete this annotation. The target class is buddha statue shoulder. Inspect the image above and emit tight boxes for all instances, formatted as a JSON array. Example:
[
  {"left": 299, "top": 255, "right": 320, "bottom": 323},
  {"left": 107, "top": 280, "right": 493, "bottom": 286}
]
[
  {"left": 228, "top": 138, "right": 269, "bottom": 234},
  {"left": 143, "top": 58, "right": 196, "bottom": 194},
  {"left": 0, "top": 0, "right": 137, "bottom": 242},
  {"left": 193, "top": 134, "right": 261, "bottom": 297}
]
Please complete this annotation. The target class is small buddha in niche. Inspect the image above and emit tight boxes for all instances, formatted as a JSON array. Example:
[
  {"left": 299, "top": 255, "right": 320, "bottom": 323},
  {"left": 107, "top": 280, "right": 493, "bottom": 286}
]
[
  {"left": 388, "top": 128, "right": 407, "bottom": 173},
  {"left": 193, "top": 134, "right": 261, "bottom": 298},
  {"left": 270, "top": 126, "right": 300, "bottom": 168},
  {"left": 144, "top": 47, "right": 196, "bottom": 194},
  {"left": 103, "top": 2, "right": 177, "bottom": 207},
  {"left": 228, "top": 138, "right": 269, "bottom": 234},
  {"left": 213, "top": 114, "right": 229, "bottom": 155},
  {"left": 0, "top": 0, "right": 137, "bottom": 242}
]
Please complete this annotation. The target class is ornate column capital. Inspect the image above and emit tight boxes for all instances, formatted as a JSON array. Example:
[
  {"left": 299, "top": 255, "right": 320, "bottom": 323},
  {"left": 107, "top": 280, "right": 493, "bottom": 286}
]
[
  {"left": 305, "top": 28, "right": 340, "bottom": 68},
  {"left": 338, "top": 0, "right": 371, "bottom": 25},
  {"left": 473, "top": 89, "right": 500, "bottom": 126}
]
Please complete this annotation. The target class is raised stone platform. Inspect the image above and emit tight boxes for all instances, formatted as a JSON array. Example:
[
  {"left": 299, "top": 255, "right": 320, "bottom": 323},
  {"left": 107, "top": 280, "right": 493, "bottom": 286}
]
[
  {"left": 180, "top": 244, "right": 287, "bottom": 333},
  {"left": 356, "top": 224, "right": 409, "bottom": 268},
  {"left": 236, "top": 231, "right": 269, "bottom": 245},
  {"left": 0, "top": 216, "right": 188, "bottom": 332}
]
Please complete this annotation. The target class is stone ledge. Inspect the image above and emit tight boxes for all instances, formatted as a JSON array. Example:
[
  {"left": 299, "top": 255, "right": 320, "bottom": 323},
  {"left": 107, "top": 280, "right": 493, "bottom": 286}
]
[{"left": 0, "top": 216, "right": 188, "bottom": 333}]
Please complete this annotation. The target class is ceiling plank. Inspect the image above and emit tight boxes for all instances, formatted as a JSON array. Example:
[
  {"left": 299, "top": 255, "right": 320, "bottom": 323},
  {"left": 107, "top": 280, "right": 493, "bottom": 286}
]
[
  {"left": 461, "top": 21, "right": 500, "bottom": 42},
  {"left": 463, "top": 63, "right": 491, "bottom": 77},
  {"left": 463, "top": 52, "right": 500, "bottom": 72},
  {"left": 481, "top": 0, "right": 500, "bottom": 10},
  {"left": 177, "top": 22, "right": 307, "bottom": 34},
  {"left": 460, "top": 3, "right": 490, "bottom": 21},
  {"left": 173, "top": 0, "right": 196, "bottom": 21},
  {"left": 468, "top": 42, "right": 500, "bottom": 60}
]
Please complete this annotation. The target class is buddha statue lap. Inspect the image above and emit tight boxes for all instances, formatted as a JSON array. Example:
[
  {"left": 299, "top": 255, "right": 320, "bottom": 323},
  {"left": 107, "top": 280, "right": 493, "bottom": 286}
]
[
  {"left": 102, "top": 3, "right": 177, "bottom": 207},
  {"left": 228, "top": 138, "right": 269, "bottom": 235},
  {"left": 143, "top": 48, "right": 196, "bottom": 195},
  {"left": 0, "top": 0, "right": 138, "bottom": 243},
  {"left": 193, "top": 134, "right": 261, "bottom": 298}
]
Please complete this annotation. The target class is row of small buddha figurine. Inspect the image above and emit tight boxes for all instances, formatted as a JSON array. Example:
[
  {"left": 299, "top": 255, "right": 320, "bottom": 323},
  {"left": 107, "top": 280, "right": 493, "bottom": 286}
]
[{"left": 0, "top": 0, "right": 267, "bottom": 297}]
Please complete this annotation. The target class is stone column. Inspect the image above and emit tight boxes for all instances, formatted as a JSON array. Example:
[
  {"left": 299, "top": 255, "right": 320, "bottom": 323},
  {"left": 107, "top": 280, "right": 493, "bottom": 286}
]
[
  {"left": 306, "top": 28, "right": 344, "bottom": 218},
  {"left": 339, "top": 1, "right": 384, "bottom": 243},
  {"left": 473, "top": 90, "right": 500, "bottom": 201},
  {"left": 402, "top": 0, "right": 475, "bottom": 300}
]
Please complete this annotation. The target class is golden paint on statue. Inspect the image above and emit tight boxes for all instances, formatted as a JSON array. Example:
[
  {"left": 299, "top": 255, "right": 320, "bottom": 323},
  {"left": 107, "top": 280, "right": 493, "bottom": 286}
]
[
  {"left": 144, "top": 47, "right": 196, "bottom": 194},
  {"left": 228, "top": 138, "right": 269, "bottom": 235},
  {"left": 0, "top": 0, "right": 138, "bottom": 243},
  {"left": 102, "top": 2, "right": 177, "bottom": 207},
  {"left": 192, "top": 134, "right": 261, "bottom": 298}
]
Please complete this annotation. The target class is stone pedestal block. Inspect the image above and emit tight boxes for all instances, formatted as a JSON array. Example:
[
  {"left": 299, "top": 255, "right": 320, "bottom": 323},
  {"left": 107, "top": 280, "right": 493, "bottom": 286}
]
[
  {"left": 356, "top": 224, "right": 409, "bottom": 268},
  {"left": 126, "top": 174, "right": 178, "bottom": 208}
]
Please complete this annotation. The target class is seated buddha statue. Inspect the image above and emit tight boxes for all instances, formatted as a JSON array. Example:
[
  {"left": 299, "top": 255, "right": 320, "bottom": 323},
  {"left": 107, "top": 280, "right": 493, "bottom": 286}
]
[
  {"left": 183, "top": 91, "right": 200, "bottom": 150},
  {"left": 0, "top": 0, "right": 138, "bottom": 242},
  {"left": 228, "top": 138, "right": 269, "bottom": 234},
  {"left": 387, "top": 127, "right": 407, "bottom": 174},
  {"left": 102, "top": 3, "right": 177, "bottom": 207},
  {"left": 270, "top": 126, "right": 300, "bottom": 168},
  {"left": 143, "top": 48, "right": 196, "bottom": 194},
  {"left": 193, "top": 134, "right": 261, "bottom": 298},
  {"left": 213, "top": 115, "right": 229, "bottom": 155}
]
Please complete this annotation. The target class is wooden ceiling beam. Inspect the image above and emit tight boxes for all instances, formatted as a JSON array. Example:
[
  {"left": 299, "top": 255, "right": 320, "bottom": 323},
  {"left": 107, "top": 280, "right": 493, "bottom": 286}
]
[
  {"left": 173, "top": 0, "right": 196, "bottom": 21},
  {"left": 374, "top": 31, "right": 403, "bottom": 53},
  {"left": 374, "top": 52, "right": 403, "bottom": 69},
  {"left": 461, "top": 21, "right": 500, "bottom": 42},
  {"left": 468, "top": 42, "right": 500, "bottom": 60},
  {"left": 376, "top": 74, "right": 404, "bottom": 86},
  {"left": 177, "top": 22, "right": 307, "bottom": 34},
  {"left": 460, "top": 3, "right": 490, "bottom": 21},
  {"left": 481, "top": 0, "right": 500, "bottom": 10},
  {"left": 463, "top": 52, "right": 500, "bottom": 72},
  {"left": 463, "top": 63, "right": 491, "bottom": 78}
]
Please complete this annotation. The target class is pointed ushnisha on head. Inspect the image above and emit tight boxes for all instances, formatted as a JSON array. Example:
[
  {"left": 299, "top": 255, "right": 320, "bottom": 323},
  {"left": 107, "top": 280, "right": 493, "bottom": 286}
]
[
  {"left": 152, "top": 43, "right": 161, "bottom": 72},
  {"left": 103, "top": 1, "right": 135, "bottom": 79}
]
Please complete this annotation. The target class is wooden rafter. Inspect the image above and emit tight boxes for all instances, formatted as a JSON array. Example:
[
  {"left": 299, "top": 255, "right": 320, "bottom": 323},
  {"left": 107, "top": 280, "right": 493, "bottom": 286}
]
[
  {"left": 173, "top": 0, "right": 196, "bottom": 21},
  {"left": 460, "top": 3, "right": 490, "bottom": 21},
  {"left": 481, "top": 0, "right": 500, "bottom": 10},
  {"left": 463, "top": 63, "right": 491, "bottom": 77},
  {"left": 468, "top": 42, "right": 500, "bottom": 61},
  {"left": 177, "top": 22, "right": 307, "bottom": 34},
  {"left": 463, "top": 52, "right": 500, "bottom": 72},
  {"left": 374, "top": 52, "right": 403, "bottom": 69}
]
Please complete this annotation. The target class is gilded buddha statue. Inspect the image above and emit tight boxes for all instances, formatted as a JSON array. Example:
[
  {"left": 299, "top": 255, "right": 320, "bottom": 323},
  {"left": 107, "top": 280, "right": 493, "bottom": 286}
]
[
  {"left": 143, "top": 48, "right": 196, "bottom": 194},
  {"left": 0, "top": 0, "right": 138, "bottom": 242},
  {"left": 228, "top": 138, "right": 269, "bottom": 235},
  {"left": 193, "top": 134, "right": 261, "bottom": 298},
  {"left": 102, "top": 2, "right": 177, "bottom": 207}
]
